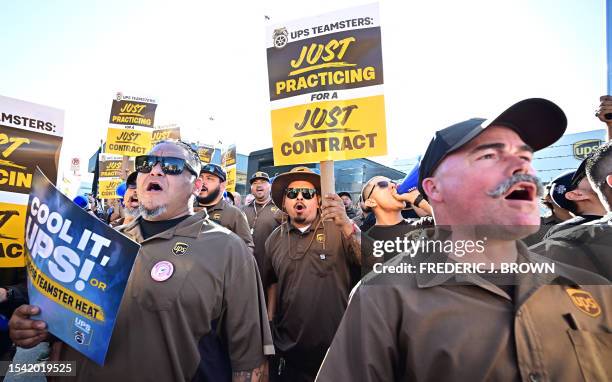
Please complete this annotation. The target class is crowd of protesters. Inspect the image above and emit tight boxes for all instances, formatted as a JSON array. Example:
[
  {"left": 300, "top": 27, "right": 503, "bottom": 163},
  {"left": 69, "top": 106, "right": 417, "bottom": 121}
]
[{"left": 0, "top": 97, "right": 610, "bottom": 381}]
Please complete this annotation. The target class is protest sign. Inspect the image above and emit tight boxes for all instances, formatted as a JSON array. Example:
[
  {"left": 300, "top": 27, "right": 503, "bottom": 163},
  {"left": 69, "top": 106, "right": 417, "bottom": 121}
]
[
  {"left": 222, "top": 145, "right": 237, "bottom": 192},
  {"left": 98, "top": 154, "right": 133, "bottom": 178},
  {"left": 105, "top": 126, "right": 152, "bottom": 157},
  {"left": 108, "top": 92, "right": 157, "bottom": 128},
  {"left": 105, "top": 92, "right": 157, "bottom": 157},
  {"left": 221, "top": 144, "right": 236, "bottom": 167},
  {"left": 97, "top": 154, "right": 133, "bottom": 199},
  {"left": 266, "top": 3, "right": 387, "bottom": 166},
  {"left": 197, "top": 145, "right": 215, "bottom": 164},
  {"left": 25, "top": 168, "right": 140, "bottom": 365},
  {"left": 151, "top": 123, "right": 181, "bottom": 147},
  {"left": 226, "top": 166, "right": 236, "bottom": 193},
  {"left": 0, "top": 95, "right": 64, "bottom": 267},
  {"left": 97, "top": 178, "right": 123, "bottom": 200}
]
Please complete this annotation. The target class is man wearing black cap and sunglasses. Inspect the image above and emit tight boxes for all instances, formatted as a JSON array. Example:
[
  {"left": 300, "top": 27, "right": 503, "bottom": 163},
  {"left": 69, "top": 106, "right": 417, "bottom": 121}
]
[
  {"left": 195, "top": 163, "right": 254, "bottom": 252},
  {"left": 10, "top": 140, "right": 273, "bottom": 381},
  {"left": 317, "top": 99, "right": 610, "bottom": 382},
  {"left": 243, "top": 171, "right": 282, "bottom": 281},
  {"left": 263, "top": 166, "right": 361, "bottom": 382}
]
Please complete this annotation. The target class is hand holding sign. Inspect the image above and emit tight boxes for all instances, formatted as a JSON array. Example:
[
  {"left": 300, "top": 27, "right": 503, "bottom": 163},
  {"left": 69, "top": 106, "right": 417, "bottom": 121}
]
[
  {"left": 596, "top": 95, "right": 612, "bottom": 123},
  {"left": 321, "top": 193, "right": 353, "bottom": 236},
  {"left": 9, "top": 304, "right": 49, "bottom": 348},
  {"left": 24, "top": 168, "right": 139, "bottom": 365}
]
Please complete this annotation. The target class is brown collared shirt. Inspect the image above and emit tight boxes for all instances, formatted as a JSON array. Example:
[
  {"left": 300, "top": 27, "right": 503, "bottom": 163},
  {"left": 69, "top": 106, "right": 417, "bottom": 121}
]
[
  {"left": 202, "top": 199, "right": 254, "bottom": 252},
  {"left": 59, "top": 211, "right": 273, "bottom": 381},
  {"left": 316, "top": 239, "right": 611, "bottom": 382},
  {"left": 264, "top": 217, "right": 359, "bottom": 373},
  {"left": 242, "top": 200, "right": 281, "bottom": 280}
]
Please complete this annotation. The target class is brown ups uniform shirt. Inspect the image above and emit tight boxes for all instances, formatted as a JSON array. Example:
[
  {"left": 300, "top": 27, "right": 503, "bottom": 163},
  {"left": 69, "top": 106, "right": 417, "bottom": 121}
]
[
  {"left": 242, "top": 200, "right": 281, "bottom": 279},
  {"left": 531, "top": 213, "right": 612, "bottom": 281},
  {"left": 317, "top": 240, "right": 611, "bottom": 382},
  {"left": 206, "top": 199, "right": 255, "bottom": 252},
  {"left": 59, "top": 211, "right": 273, "bottom": 381},
  {"left": 264, "top": 217, "right": 359, "bottom": 374}
]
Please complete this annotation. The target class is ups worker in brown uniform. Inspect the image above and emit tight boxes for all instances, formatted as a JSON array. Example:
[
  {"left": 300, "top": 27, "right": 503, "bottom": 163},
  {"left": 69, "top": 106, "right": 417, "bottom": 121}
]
[
  {"left": 317, "top": 99, "right": 611, "bottom": 382},
  {"left": 532, "top": 141, "right": 612, "bottom": 281},
  {"left": 196, "top": 163, "right": 255, "bottom": 252},
  {"left": 264, "top": 166, "right": 361, "bottom": 382},
  {"left": 242, "top": 171, "right": 282, "bottom": 280},
  {"left": 10, "top": 140, "right": 273, "bottom": 382}
]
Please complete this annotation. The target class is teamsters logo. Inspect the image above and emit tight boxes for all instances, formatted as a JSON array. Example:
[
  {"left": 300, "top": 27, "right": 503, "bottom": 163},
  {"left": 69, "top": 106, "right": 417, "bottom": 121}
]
[
  {"left": 273, "top": 28, "right": 288, "bottom": 49},
  {"left": 572, "top": 139, "right": 601, "bottom": 160}
]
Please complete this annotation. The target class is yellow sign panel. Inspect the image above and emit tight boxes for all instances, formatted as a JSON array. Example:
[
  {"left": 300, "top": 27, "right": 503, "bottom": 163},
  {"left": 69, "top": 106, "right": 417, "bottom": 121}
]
[
  {"left": 0, "top": 202, "right": 28, "bottom": 267},
  {"left": 226, "top": 166, "right": 236, "bottom": 192},
  {"left": 271, "top": 95, "right": 386, "bottom": 165},
  {"left": 27, "top": 259, "right": 105, "bottom": 322},
  {"left": 97, "top": 179, "right": 123, "bottom": 199},
  {"left": 105, "top": 127, "right": 152, "bottom": 157}
]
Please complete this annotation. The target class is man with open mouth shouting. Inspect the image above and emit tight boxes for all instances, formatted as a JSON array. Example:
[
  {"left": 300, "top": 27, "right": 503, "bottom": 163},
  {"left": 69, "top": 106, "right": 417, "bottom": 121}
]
[
  {"left": 316, "top": 99, "right": 610, "bottom": 382},
  {"left": 10, "top": 140, "right": 273, "bottom": 382},
  {"left": 263, "top": 166, "right": 361, "bottom": 382},
  {"left": 243, "top": 171, "right": 283, "bottom": 283}
]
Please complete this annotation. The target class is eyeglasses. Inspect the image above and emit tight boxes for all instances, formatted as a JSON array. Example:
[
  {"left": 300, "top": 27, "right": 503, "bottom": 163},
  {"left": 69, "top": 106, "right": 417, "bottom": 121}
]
[
  {"left": 364, "top": 180, "right": 395, "bottom": 200},
  {"left": 285, "top": 188, "right": 317, "bottom": 200},
  {"left": 135, "top": 155, "right": 198, "bottom": 176}
]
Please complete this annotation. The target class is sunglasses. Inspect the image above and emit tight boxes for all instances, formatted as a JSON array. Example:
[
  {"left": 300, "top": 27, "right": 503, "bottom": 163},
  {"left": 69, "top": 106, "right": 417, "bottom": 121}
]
[
  {"left": 364, "top": 180, "right": 396, "bottom": 200},
  {"left": 285, "top": 188, "right": 317, "bottom": 200},
  {"left": 135, "top": 155, "right": 198, "bottom": 176}
]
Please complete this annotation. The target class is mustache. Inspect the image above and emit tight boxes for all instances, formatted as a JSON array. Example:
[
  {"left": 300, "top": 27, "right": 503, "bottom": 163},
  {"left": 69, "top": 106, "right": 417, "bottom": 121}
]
[{"left": 486, "top": 174, "right": 544, "bottom": 198}]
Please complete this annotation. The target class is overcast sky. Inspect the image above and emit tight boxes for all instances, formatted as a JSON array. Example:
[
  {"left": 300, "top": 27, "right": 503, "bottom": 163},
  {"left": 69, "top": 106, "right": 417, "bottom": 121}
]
[{"left": 0, "top": 0, "right": 607, "bottom": 180}]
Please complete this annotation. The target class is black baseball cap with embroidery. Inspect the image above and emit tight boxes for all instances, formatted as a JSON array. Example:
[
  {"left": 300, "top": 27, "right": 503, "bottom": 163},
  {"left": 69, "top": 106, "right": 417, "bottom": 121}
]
[
  {"left": 569, "top": 155, "right": 590, "bottom": 188},
  {"left": 249, "top": 171, "right": 270, "bottom": 184},
  {"left": 549, "top": 170, "right": 577, "bottom": 213},
  {"left": 418, "top": 98, "right": 567, "bottom": 200},
  {"left": 200, "top": 163, "right": 226, "bottom": 182}
]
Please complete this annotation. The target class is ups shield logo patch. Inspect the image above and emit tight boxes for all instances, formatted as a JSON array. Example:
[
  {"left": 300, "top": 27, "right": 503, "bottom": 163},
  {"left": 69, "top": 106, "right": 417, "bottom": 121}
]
[
  {"left": 172, "top": 242, "right": 189, "bottom": 256},
  {"left": 566, "top": 288, "right": 601, "bottom": 317},
  {"left": 573, "top": 139, "right": 601, "bottom": 160},
  {"left": 316, "top": 233, "right": 325, "bottom": 244}
]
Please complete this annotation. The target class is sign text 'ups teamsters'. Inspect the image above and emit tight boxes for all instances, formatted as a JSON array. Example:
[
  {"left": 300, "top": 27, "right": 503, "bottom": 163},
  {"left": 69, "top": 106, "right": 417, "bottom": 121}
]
[
  {"left": 0, "top": 95, "right": 64, "bottom": 267},
  {"left": 267, "top": 3, "right": 387, "bottom": 165}
]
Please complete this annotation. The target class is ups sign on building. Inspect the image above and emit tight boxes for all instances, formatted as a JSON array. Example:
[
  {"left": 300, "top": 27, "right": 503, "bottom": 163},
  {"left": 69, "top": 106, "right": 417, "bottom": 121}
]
[{"left": 573, "top": 139, "right": 602, "bottom": 160}]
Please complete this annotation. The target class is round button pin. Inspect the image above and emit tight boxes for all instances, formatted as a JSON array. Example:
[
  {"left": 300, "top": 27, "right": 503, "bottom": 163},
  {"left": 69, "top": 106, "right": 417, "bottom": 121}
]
[{"left": 151, "top": 261, "right": 174, "bottom": 282}]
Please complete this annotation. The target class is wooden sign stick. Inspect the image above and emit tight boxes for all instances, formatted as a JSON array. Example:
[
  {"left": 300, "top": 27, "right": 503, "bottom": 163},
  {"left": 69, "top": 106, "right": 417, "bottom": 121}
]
[{"left": 320, "top": 160, "right": 335, "bottom": 196}]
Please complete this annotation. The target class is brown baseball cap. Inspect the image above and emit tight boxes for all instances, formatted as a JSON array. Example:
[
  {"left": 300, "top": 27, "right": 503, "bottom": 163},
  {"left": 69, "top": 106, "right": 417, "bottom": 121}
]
[{"left": 271, "top": 166, "right": 321, "bottom": 208}]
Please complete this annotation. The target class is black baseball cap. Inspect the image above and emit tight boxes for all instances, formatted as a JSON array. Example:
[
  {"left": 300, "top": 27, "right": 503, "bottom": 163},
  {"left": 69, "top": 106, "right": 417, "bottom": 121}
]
[
  {"left": 569, "top": 155, "right": 590, "bottom": 188},
  {"left": 418, "top": 98, "right": 567, "bottom": 199},
  {"left": 200, "top": 163, "right": 226, "bottom": 182},
  {"left": 338, "top": 191, "right": 352, "bottom": 200},
  {"left": 249, "top": 171, "right": 270, "bottom": 184},
  {"left": 126, "top": 171, "right": 138, "bottom": 188},
  {"left": 549, "top": 170, "right": 577, "bottom": 213}
]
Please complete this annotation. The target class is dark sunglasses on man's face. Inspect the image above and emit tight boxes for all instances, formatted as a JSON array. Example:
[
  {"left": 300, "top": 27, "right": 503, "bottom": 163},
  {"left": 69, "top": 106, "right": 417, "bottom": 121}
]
[
  {"left": 135, "top": 155, "right": 198, "bottom": 176},
  {"left": 365, "top": 180, "right": 396, "bottom": 200},
  {"left": 285, "top": 188, "right": 317, "bottom": 200}
]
